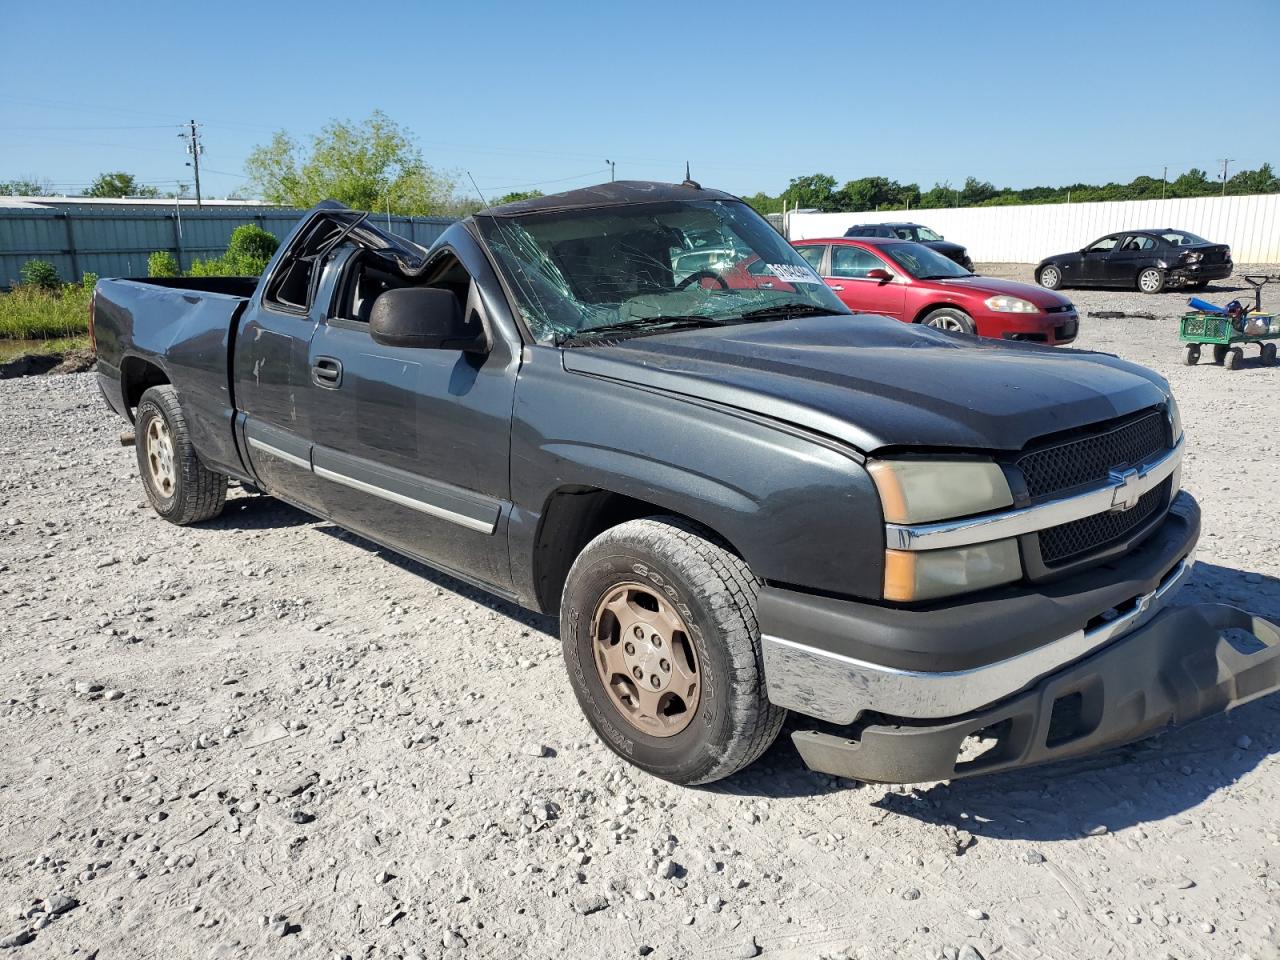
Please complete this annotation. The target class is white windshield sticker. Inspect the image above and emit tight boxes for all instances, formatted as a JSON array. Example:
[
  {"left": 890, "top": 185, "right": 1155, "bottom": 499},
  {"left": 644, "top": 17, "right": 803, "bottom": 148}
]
[{"left": 766, "top": 263, "right": 822, "bottom": 284}]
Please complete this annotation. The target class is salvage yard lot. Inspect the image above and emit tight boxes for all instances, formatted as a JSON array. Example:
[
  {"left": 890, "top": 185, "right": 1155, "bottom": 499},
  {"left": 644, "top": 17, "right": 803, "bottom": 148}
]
[{"left": 2, "top": 265, "right": 1278, "bottom": 959}]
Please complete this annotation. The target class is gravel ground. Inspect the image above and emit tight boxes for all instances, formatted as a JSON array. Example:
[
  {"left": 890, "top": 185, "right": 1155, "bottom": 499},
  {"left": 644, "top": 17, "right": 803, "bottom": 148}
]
[{"left": 2, "top": 266, "right": 1279, "bottom": 960}]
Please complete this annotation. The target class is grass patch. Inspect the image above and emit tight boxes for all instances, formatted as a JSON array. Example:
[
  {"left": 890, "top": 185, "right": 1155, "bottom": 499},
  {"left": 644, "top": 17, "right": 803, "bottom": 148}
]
[
  {"left": 0, "top": 336, "right": 90, "bottom": 362},
  {"left": 0, "top": 282, "right": 93, "bottom": 340}
]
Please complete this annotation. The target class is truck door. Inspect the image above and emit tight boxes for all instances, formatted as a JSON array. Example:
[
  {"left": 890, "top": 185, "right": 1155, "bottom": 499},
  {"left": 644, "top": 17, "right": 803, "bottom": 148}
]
[
  {"left": 305, "top": 235, "right": 519, "bottom": 591},
  {"left": 232, "top": 218, "right": 334, "bottom": 515}
]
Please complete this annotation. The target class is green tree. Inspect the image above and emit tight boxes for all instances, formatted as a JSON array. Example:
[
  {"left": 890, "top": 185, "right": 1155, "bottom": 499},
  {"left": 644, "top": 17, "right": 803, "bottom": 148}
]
[
  {"left": 187, "top": 224, "right": 279, "bottom": 277},
  {"left": 782, "top": 173, "right": 839, "bottom": 211},
  {"left": 21, "top": 260, "right": 61, "bottom": 291},
  {"left": 918, "top": 182, "right": 958, "bottom": 209},
  {"left": 743, "top": 191, "right": 783, "bottom": 215},
  {"left": 148, "top": 251, "right": 179, "bottom": 278},
  {"left": 0, "top": 176, "right": 52, "bottom": 196},
  {"left": 1228, "top": 163, "right": 1279, "bottom": 195},
  {"left": 493, "top": 189, "right": 544, "bottom": 205},
  {"left": 1169, "top": 168, "right": 1212, "bottom": 198},
  {"left": 244, "top": 110, "right": 458, "bottom": 215},
  {"left": 83, "top": 172, "right": 160, "bottom": 199}
]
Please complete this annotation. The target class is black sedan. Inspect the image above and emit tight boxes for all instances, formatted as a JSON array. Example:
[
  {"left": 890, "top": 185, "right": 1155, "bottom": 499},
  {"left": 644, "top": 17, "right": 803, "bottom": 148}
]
[
  {"left": 843, "top": 222, "right": 973, "bottom": 271},
  {"left": 1036, "top": 229, "right": 1232, "bottom": 294}
]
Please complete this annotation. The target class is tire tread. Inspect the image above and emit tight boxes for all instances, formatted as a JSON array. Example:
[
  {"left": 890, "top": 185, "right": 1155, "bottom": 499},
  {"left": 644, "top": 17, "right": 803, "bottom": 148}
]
[{"left": 136, "top": 385, "right": 227, "bottom": 525}]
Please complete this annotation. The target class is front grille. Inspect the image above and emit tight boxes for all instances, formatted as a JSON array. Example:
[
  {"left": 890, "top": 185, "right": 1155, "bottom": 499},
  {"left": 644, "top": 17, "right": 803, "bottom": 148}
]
[
  {"left": 1016, "top": 411, "right": 1167, "bottom": 500},
  {"left": 1038, "top": 480, "right": 1168, "bottom": 565}
]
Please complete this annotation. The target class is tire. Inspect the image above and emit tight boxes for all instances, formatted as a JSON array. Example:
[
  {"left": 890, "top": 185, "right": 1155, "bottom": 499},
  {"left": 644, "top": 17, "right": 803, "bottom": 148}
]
[
  {"left": 1137, "top": 267, "right": 1166, "bottom": 294},
  {"left": 135, "top": 385, "right": 227, "bottom": 525},
  {"left": 1183, "top": 344, "right": 1201, "bottom": 366},
  {"left": 1213, "top": 343, "right": 1229, "bottom": 365},
  {"left": 1224, "top": 346, "right": 1244, "bottom": 371},
  {"left": 559, "top": 516, "right": 785, "bottom": 785},
  {"left": 1263, "top": 342, "right": 1277, "bottom": 366},
  {"left": 920, "top": 307, "right": 976, "bottom": 335},
  {"left": 1037, "top": 265, "right": 1063, "bottom": 290}
]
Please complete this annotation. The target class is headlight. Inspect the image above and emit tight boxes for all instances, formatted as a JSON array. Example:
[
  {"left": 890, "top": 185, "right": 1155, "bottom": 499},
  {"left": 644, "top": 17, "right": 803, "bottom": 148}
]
[
  {"left": 867, "top": 459, "right": 1013, "bottom": 524},
  {"left": 884, "top": 540, "right": 1022, "bottom": 602},
  {"left": 984, "top": 295, "right": 1040, "bottom": 313},
  {"left": 1168, "top": 394, "right": 1183, "bottom": 443}
]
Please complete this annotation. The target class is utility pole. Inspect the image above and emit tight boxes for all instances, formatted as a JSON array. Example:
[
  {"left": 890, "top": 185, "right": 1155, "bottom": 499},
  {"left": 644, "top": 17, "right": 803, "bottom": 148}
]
[
  {"left": 605, "top": 159, "right": 615, "bottom": 182},
  {"left": 179, "top": 120, "right": 204, "bottom": 208},
  {"left": 1218, "top": 158, "right": 1233, "bottom": 197}
]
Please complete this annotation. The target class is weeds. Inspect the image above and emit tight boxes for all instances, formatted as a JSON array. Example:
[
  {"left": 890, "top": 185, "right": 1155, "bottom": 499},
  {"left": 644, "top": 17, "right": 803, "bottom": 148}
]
[{"left": 0, "top": 279, "right": 93, "bottom": 340}]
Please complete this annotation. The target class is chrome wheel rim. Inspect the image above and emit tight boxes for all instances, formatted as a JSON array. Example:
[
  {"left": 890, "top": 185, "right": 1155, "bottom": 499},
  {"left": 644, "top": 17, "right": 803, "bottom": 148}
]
[
  {"left": 146, "top": 416, "right": 176, "bottom": 498},
  {"left": 1139, "top": 270, "right": 1160, "bottom": 292},
  {"left": 1041, "top": 267, "right": 1060, "bottom": 288},
  {"left": 927, "top": 314, "right": 966, "bottom": 332},
  {"left": 591, "top": 582, "right": 700, "bottom": 738}
]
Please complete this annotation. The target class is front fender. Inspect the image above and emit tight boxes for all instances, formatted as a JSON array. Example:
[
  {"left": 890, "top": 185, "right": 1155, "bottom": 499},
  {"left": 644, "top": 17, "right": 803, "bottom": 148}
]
[{"left": 508, "top": 349, "right": 885, "bottom": 602}]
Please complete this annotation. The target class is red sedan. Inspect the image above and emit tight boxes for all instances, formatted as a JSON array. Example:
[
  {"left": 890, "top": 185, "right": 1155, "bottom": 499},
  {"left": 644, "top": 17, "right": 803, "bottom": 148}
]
[{"left": 792, "top": 237, "right": 1079, "bottom": 345}]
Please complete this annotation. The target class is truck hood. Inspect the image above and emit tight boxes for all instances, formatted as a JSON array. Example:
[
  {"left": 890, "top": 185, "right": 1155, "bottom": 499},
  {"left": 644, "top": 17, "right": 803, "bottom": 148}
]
[
  {"left": 924, "top": 239, "right": 968, "bottom": 258},
  {"left": 560, "top": 315, "right": 1168, "bottom": 453}
]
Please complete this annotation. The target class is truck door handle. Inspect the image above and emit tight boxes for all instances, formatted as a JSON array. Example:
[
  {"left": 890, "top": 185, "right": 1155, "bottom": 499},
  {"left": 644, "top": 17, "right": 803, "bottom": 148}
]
[{"left": 312, "top": 357, "right": 343, "bottom": 388}]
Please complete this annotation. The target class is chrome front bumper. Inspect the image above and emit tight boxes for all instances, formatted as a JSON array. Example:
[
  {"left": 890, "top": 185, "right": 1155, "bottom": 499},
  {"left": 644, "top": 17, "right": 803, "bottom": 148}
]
[{"left": 763, "top": 550, "right": 1196, "bottom": 725}]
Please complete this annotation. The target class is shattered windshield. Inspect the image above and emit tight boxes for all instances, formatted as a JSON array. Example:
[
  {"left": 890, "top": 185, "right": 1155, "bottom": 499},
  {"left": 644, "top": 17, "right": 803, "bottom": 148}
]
[{"left": 476, "top": 199, "right": 848, "bottom": 343}]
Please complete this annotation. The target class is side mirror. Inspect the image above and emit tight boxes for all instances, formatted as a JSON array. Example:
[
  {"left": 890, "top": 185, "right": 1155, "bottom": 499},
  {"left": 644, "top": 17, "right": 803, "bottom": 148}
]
[
  {"left": 865, "top": 268, "right": 894, "bottom": 283},
  {"left": 369, "top": 287, "right": 487, "bottom": 352}
]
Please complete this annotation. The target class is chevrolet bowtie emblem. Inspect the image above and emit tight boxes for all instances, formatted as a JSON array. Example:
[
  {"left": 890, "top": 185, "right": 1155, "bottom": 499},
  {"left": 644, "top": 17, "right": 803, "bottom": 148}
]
[{"left": 1108, "top": 467, "right": 1142, "bottom": 512}]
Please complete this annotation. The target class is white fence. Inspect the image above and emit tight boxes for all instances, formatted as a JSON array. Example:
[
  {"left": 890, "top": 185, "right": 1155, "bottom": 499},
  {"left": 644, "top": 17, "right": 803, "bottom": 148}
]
[{"left": 787, "top": 194, "right": 1280, "bottom": 264}]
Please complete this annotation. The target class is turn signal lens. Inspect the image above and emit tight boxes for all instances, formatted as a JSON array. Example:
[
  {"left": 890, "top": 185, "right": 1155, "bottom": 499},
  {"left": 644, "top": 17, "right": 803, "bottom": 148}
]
[
  {"left": 884, "top": 540, "right": 1022, "bottom": 602},
  {"left": 868, "top": 459, "right": 1013, "bottom": 525}
]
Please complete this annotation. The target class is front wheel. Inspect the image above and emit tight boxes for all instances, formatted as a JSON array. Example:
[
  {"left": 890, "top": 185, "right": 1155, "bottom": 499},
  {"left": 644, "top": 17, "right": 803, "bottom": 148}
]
[
  {"left": 560, "top": 517, "right": 785, "bottom": 785},
  {"left": 1263, "top": 342, "right": 1277, "bottom": 365},
  {"left": 1183, "top": 344, "right": 1201, "bottom": 365},
  {"left": 1037, "top": 265, "right": 1063, "bottom": 290},
  {"left": 135, "top": 386, "right": 227, "bottom": 524},
  {"left": 920, "top": 307, "right": 976, "bottom": 335},
  {"left": 1137, "top": 267, "right": 1166, "bottom": 294}
]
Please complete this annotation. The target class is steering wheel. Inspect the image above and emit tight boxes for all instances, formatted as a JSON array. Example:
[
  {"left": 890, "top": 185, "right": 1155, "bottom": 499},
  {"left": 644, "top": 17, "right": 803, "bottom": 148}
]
[{"left": 675, "top": 270, "right": 729, "bottom": 291}]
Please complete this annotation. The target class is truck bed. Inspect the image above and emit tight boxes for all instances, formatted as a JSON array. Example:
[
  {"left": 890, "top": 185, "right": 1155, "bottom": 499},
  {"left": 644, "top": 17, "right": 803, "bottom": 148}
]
[{"left": 92, "top": 276, "right": 257, "bottom": 479}]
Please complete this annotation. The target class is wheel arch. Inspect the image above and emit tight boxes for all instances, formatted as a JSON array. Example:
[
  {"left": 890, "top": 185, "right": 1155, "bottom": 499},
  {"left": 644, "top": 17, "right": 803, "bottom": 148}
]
[
  {"left": 529, "top": 485, "right": 747, "bottom": 616},
  {"left": 119, "top": 354, "right": 171, "bottom": 420},
  {"left": 911, "top": 301, "right": 973, "bottom": 324}
]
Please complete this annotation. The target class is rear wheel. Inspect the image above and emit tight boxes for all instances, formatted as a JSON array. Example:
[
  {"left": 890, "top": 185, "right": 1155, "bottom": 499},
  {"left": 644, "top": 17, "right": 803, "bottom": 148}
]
[
  {"left": 135, "top": 386, "right": 227, "bottom": 524},
  {"left": 1183, "top": 344, "right": 1201, "bottom": 365},
  {"left": 1137, "top": 268, "right": 1166, "bottom": 294},
  {"left": 560, "top": 517, "right": 785, "bottom": 785},
  {"left": 1225, "top": 346, "right": 1245, "bottom": 370},
  {"left": 920, "top": 307, "right": 976, "bottom": 335},
  {"left": 1037, "top": 265, "right": 1063, "bottom": 290},
  {"left": 1213, "top": 343, "right": 1229, "bottom": 365},
  {"left": 1263, "top": 342, "right": 1277, "bottom": 365}
]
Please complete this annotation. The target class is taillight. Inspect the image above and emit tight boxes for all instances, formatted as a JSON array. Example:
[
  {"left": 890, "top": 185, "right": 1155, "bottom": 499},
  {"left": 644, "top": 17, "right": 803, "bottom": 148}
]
[{"left": 88, "top": 290, "right": 97, "bottom": 353}]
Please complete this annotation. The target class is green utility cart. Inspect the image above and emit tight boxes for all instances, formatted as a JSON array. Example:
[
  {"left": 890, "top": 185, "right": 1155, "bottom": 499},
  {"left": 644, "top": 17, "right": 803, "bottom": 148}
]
[
  {"left": 1180, "top": 313, "right": 1279, "bottom": 369},
  {"left": 1180, "top": 275, "right": 1280, "bottom": 370}
]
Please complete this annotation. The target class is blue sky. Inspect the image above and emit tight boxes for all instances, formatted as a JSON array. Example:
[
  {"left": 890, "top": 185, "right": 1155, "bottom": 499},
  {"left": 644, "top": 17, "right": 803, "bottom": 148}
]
[{"left": 3, "top": 0, "right": 1278, "bottom": 200}]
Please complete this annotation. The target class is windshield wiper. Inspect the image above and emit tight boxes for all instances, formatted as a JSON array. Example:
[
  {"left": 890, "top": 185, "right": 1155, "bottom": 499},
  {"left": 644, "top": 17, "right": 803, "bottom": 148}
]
[
  {"left": 557, "top": 316, "right": 728, "bottom": 345},
  {"left": 730, "top": 303, "right": 840, "bottom": 322}
]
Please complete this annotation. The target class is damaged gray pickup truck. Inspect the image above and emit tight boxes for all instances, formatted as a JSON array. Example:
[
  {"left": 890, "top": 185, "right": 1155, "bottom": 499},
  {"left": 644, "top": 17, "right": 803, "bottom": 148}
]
[{"left": 90, "top": 181, "right": 1280, "bottom": 785}]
